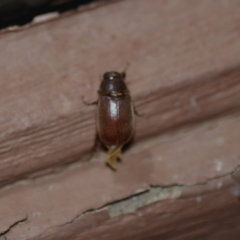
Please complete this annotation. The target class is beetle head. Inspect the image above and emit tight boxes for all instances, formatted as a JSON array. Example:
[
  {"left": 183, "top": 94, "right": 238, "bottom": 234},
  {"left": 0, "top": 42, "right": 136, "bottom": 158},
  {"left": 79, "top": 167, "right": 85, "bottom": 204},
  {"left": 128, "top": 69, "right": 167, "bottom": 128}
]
[{"left": 99, "top": 71, "right": 128, "bottom": 96}]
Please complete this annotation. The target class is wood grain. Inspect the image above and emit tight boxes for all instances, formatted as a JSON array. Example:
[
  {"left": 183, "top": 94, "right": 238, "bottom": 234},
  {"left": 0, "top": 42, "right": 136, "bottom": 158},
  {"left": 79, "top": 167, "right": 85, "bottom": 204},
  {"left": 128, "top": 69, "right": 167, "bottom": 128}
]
[
  {"left": 0, "top": 0, "right": 240, "bottom": 185},
  {"left": 2, "top": 113, "right": 240, "bottom": 239},
  {"left": 1, "top": 0, "right": 240, "bottom": 239}
]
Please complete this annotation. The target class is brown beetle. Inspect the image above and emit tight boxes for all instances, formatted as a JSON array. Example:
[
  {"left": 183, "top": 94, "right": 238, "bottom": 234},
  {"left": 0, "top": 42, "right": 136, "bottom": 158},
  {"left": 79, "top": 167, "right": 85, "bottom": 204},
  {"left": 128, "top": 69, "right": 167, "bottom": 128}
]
[{"left": 97, "top": 71, "right": 135, "bottom": 170}]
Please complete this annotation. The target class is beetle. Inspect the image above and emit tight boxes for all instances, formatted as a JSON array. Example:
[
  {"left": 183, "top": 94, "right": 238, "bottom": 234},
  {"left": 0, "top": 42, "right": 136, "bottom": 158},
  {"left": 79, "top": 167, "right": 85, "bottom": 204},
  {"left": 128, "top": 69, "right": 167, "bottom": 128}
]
[{"left": 97, "top": 71, "right": 135, "bottom": 170}]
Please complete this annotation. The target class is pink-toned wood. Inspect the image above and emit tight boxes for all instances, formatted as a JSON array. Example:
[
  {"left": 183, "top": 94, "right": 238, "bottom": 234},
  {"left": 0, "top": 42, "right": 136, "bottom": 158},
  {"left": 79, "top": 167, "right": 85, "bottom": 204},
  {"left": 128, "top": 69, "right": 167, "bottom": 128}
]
[
  {"left": 0, "top": 0, "right": 240, "bottom": 185},
  {"left": 0, "top": 0, "right": 240, "bottom": 239},
  {"left": 34, "top": 176, "right": 240, "bottom": 240},
  {"left": 2, "top": 113, "right": 240, "bottom": 239}
]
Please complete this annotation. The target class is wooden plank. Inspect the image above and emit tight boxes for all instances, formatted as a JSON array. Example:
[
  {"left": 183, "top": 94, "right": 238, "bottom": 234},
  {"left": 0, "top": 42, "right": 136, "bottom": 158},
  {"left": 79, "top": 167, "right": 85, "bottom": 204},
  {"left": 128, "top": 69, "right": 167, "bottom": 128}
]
[
  {"left": 0, "top": 0, "right": 240, "bottom": 185},
  {"left": 1, "top": 0, "right": 240, "bottom": 238},
  {"left": 36, "top": 177, "right": 240, "bottom": 240},
  {"left": 2, "top": 113, "right": 240, "bottom": 239}
]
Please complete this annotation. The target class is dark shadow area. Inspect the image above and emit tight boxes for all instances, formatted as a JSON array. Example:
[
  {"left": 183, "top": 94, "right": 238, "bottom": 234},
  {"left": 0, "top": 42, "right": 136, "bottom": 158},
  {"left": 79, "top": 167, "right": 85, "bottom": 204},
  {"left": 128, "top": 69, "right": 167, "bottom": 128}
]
[{"left": 0, "top": 0, "right": 97, "bottom": 30}]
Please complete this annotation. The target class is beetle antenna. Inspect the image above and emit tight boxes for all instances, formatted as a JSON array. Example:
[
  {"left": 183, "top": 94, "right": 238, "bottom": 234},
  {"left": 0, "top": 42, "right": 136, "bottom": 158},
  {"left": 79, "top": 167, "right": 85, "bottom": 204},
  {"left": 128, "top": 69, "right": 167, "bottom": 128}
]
[{"left": 121, "top": 62, "right": 130, "bottom": 79}]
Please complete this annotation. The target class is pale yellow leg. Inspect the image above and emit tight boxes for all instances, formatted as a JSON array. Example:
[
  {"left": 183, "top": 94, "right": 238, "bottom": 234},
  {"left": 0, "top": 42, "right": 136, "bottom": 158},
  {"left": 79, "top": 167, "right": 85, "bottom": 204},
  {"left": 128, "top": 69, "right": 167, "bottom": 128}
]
[{"left": 107, "top": 146, "right": 122, "bottom": 170}]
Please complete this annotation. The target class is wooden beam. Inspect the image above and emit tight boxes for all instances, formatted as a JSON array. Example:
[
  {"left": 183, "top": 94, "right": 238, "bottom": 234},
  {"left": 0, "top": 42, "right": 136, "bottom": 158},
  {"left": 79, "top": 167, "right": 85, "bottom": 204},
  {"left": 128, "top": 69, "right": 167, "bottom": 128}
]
[{"left": 0, "top": 0, "right": 240, "bottom": 239}]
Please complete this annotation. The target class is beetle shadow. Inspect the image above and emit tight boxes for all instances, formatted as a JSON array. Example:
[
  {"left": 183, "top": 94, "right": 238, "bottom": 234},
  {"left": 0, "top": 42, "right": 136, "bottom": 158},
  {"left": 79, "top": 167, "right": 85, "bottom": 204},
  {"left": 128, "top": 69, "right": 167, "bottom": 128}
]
[
  {"left": 92, "top": 133, "right": 105, "bottom": 152},
  {"left": 121, "top": 134, "right": 135, "bottom": 154}
]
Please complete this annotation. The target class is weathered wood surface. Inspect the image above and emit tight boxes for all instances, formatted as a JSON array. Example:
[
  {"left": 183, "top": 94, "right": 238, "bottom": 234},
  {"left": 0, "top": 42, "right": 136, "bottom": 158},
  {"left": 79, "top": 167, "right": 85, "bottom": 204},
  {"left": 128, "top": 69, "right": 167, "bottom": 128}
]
[
  {"left": 3, "top": 113, "right": 240, "bottom": 240},
  {"left": 1, "top": 0, "right": 240, "bottom": 239},
  {"left": 32, "top": 174, "right": 240, "bottom": 240}
]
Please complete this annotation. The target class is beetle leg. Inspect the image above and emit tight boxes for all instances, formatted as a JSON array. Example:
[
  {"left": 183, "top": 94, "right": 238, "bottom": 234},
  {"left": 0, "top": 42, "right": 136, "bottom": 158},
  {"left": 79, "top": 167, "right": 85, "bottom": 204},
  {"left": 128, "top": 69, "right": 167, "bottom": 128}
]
[
  {"left": 107, "top": 146, "right": 122, "bottom": 170},
  {"left": 93, "top": 133, "right": 103, "bottom": 152},
  {"left": 82, "top": 96, "right": 98, "bottom": 105},
  {"left": 134, "top": 106, "right": 144, "bottom": 117}
]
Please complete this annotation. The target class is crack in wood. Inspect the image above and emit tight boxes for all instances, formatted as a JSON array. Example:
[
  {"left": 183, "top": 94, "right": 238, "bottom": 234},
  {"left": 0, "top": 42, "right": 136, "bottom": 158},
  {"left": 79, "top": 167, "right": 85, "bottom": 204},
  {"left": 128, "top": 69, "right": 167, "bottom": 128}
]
[
  {"left": 53, "top": 164, "right": 240, "bottom": 229},
  {"left": 0, "top": 215, "right": 28, "bottom": 238}
]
